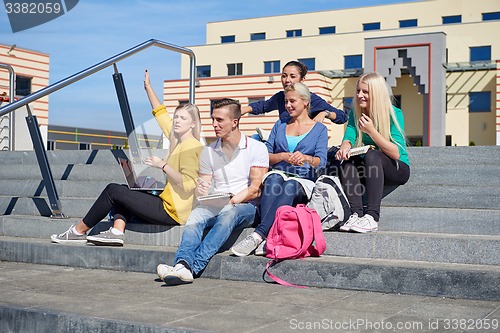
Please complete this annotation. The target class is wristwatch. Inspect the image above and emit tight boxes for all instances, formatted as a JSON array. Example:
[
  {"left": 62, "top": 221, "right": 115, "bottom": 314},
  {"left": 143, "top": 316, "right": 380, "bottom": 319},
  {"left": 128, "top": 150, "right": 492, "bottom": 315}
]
[{"left": 325, "top": 110, "right": 331, "bottom": 119}]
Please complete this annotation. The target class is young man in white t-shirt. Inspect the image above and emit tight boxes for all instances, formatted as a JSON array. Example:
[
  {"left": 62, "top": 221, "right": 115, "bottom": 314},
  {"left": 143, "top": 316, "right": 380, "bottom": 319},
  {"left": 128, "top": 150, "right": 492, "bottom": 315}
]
[{"left": 158, "top": 98, "right": 269, "bottom": 285}]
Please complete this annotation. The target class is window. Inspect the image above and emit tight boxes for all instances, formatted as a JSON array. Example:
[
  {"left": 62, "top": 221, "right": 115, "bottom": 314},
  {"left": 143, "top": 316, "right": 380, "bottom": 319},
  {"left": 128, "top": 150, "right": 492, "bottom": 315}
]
[
  {"left": 298, "top": 58, "right": 315, "bottom": 71},
  {"left": 221, "top": 35, "right": 235, "bottom": 43},
  {"left": 46, "top": 140, "right": 56, "bottom": 150},
  {"left": 363, "top": 22, "right": 380, "bottom": 31},
  {"left": 469, "top": 92, "right": 491, "bottom": 112},
  {"left": 15, "top": 75, "right": 32, "bottom": 96},
  {"left": 470, "top": 46, "right": 491, "bottom": 62},
  {"left": 264, "top": 60, "right": 280, "bottom": 74},
  {"left": 79, "top": 143, "right": 91, "bottom": 150},
  {"left": 399, "top": 19, "right": 417, "bottom": 28},
  {"left": 227, "top": 63, "right": 243, "bottom": 76},
  {"left": 442, "top": 15, "right": 461, "bottom": 24},
  {"left": 248, "top": 97, "right": 265, "bottom": 104},
  {"left": 344, "top": 55, "right": 362, "bottom": 69},
  {"left": 482, "top": 12, "right": 500, "bottom": 21},
  {"left": 343, "top": 97, "right": 353, "bottom": 114},
  {"left": 319, "top": 26, "right": 336, "bottom": 34},
  {"left": 250, "top": 32, "right": 266, "bottom": 41},
  {"left": 196, "top": 65, "right": 211, "bottom": 78},
  {"left": 247, "top": 97, "right": 265, "bottom": 115},
  {"left": 286, "top": 29, "right": 302, "bottom": 38}
]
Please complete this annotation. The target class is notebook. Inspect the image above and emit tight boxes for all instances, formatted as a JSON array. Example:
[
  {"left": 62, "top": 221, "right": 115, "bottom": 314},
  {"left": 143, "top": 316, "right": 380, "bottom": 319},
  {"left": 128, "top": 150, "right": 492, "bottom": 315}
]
[
  {"left": 197, "top": 192, "right": 233, "bottom": 207},
  {"left": 118, "top": 158, "right": 165, "bottom": 191},
  {"left": 349, "top": 145, "right": 375, "bottom": 156}
]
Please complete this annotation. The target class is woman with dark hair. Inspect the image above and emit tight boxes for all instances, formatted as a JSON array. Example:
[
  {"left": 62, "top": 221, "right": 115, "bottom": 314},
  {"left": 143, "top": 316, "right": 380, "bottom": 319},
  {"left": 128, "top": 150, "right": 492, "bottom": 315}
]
[{"left": 242, "top": 60, "right": 347, "bottom": 125}]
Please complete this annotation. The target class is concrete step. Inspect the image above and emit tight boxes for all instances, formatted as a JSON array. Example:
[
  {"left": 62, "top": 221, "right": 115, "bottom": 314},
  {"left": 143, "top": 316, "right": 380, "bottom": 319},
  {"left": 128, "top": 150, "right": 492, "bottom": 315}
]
[
  {"left": 0, "top": 196, "right": 97, "bottom": 217},
  {"left": 380, "top": 206, "right": 500, "bottom": 235},
  {"left": 1, "top": 146, "right": 498, "bottom": 166},
  {"left": 3, "top": 205, "right": 500, "bottom": 237},
  {"left": 2, "top": 162, "right": 498, "bottom": 188},
  {"left": 0, "top": 149, "right": 167, "bottom": 166},
  {"left": 0, "top": 163, "right": 125, "bottom": 181},
  {"left": 2, "top": 179, "right": 497, "bottom": 217},
  {"left": 3, "top": 262, "right": 497, "bottom": 333},
  {"left": 324, "top": 231, "right": 500, "bottom": 265},
  {"left": 2, "top": 215, "right": 498, "bottom": 266},
  {"left": 406, "top": 146, "right": 500, "bottom": 165},
  {"left": 0, "top": 179, "right": 111, "bottom": 197},
  {"left": 382, "top": 184, "right": 500, "bottom": 209},
  {"left": 1, "top": 236, "right": 498, "bottom": 301}
]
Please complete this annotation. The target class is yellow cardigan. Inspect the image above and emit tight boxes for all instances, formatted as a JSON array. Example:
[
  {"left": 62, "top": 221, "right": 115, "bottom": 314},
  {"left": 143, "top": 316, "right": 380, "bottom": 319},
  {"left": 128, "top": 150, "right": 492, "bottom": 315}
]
[{"left": 152, "top": 105, "right": 202, "bottom": 224}]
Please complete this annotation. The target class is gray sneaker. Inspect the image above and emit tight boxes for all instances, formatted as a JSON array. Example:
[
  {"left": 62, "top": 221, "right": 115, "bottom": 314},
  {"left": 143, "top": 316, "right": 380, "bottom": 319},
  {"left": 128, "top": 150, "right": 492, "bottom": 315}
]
[
  {"left": 87, "top": 228, "right": 124, "bottom": 246},
  {"left": 50, "top": 225, "right": 87, "bottom": 244},
  {"left": 231, "top": 234, "right": 262, "bottom": 257}
]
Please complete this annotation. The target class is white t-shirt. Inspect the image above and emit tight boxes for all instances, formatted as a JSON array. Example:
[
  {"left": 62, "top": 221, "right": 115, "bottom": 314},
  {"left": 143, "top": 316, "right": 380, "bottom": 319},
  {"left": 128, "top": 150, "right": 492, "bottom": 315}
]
[{"left": 199, "top": 134, "right": 269, "bottom": 200}]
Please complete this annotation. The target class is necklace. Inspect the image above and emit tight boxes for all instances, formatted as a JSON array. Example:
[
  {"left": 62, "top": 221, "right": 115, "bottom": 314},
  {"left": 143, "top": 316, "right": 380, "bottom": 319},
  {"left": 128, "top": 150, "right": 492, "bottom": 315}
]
[{"left": 291, "top": 122, "right": 312, "bottom": 136}]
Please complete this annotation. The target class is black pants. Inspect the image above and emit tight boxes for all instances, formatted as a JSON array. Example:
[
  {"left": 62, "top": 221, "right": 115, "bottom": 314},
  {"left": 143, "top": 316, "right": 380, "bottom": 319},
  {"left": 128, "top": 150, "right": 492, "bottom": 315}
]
[
  {"left": 339, "top": 150, "right": 410, "bottom": 221},
  {"left": 82, "top": 183, "right": 177, "bottom": 228}
]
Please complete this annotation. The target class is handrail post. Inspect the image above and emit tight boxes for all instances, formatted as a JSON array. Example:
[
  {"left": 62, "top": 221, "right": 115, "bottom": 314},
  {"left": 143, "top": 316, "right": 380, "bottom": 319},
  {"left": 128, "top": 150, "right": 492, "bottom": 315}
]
[
  {"left": 188, "top": 54, "right": 196, "bottom": 104},
  {"left": 25, "top": 105, "right": 64, "bottom": 218},
  {"left": 112, "top": 64, "right": 141, "bottom": 162}
]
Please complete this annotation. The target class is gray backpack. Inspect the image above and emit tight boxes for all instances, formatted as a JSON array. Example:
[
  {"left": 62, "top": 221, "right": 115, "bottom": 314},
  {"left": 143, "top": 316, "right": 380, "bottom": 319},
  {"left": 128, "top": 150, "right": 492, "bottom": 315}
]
[{"left": 307, "top": 175, "right": 351, "bottom": 231}]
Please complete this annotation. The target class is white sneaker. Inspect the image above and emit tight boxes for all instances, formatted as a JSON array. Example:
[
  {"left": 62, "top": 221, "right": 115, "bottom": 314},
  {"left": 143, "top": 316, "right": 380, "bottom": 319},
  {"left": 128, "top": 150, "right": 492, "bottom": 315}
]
[
  {"left": 156, "top": 264, "right": 174, "bottom": 280},
  {"left": 339, "top": 213, "right": 359, "bottom": 232},
  {"left": 350, "top": 214, "right": 378, "bottom": 233},
  {"left": 163, "top": 263, "right": 194, "bottom": 285},
  {"left": 254, "top": 240, "right": 266, "bottom": 256}
]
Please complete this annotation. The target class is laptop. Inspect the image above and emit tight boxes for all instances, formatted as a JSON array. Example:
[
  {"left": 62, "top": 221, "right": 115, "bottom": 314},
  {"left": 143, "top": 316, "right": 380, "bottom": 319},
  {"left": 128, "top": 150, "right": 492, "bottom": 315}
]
[{"left": 117, "top": 158, "right": 166, "bottom": 192}]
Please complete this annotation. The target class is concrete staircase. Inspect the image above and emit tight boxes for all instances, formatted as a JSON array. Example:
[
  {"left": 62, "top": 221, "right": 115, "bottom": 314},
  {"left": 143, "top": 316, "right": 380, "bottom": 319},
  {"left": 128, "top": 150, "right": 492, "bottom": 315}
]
[{"left": 1, "top": 147, "right": 499, "bottom": 302}]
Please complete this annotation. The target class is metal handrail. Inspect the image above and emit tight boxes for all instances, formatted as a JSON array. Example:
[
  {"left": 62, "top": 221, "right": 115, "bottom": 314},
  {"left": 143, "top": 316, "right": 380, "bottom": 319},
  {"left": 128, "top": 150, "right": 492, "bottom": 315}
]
[
  {"left": 0, "top": 39, "right": 196, "bottom": 217},
  {"left": 0, "top": 39, "right": 197, "bottom": 117},
  {"left": 0, "top": 63, "right": 15, "bottom": 149}
]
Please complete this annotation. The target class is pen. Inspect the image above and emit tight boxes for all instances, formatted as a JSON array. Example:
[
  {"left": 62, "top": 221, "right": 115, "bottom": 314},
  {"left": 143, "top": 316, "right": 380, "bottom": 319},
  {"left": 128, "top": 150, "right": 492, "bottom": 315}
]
[
  {"left": 339, "top": 147, "right": 351, "bottom": 165},
  {"left": 196, "top": 177, "right": 208, "bottom": 185}
]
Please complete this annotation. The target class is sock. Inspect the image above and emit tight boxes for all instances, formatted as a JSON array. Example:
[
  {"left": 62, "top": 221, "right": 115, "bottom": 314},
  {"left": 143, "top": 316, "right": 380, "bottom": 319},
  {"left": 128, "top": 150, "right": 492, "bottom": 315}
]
[
  {"left": 111, "top": 227, "right": 124, "bottom": 235},
  {"left": 71, "top": 226, "right": 84, "bottom": 236},
  {"left": 176, "top": 260, "right": 192, "bottom": 273},
  {"left": 252, "top": 232, "right": 263, "bottom": 242}
]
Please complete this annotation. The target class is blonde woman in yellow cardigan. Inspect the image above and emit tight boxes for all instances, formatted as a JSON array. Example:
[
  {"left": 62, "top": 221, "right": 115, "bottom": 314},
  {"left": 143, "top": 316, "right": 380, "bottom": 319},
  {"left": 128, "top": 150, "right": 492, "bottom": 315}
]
[{"left": 51, "top": 70, "right": 203, "bottom": 246}]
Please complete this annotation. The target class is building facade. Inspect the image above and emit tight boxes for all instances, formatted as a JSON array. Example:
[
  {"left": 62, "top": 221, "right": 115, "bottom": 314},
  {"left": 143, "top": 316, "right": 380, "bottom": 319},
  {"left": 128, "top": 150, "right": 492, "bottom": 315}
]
[
  {"left": 0, "top": 43, "right": 49, "bottom": 150},
  {"left": 164, "top": 0, "right": 500, "bottom": 146},
  {"left": 47, "top": 125, "right": 161, "bottom": 151}
]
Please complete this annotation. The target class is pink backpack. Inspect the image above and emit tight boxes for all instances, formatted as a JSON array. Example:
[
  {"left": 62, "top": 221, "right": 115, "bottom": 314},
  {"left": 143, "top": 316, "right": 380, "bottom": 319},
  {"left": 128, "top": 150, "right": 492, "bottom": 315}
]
[{"left": 265, "top": 204, "right": 326, "bottom": 288}]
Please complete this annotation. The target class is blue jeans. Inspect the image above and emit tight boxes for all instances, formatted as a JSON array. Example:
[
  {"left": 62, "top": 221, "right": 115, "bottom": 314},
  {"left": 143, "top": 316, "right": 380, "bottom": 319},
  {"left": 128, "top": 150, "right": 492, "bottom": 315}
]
[
  {"left": 254, "top": 174, "right": 307, "bottom": 239},
  {"left": 174, "top": 203, "right": 256, "bottom": 275}
]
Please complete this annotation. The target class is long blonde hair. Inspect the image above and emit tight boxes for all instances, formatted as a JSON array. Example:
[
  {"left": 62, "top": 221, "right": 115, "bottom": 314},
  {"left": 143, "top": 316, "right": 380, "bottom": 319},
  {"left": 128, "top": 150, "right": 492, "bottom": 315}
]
[
  {"left": 167, "top": 103, "right": 201, "bottom": 159},
  {"left": 353, "top": 72, "right": 405, "bottom": 148}
]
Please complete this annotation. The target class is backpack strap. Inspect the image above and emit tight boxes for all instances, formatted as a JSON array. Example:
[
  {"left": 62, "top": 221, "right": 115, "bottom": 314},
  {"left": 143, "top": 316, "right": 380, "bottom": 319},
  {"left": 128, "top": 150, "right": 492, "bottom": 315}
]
[
  {"left": 298, "top": 205, "right": 326, "bottom": 257},
  {"left": 293, "top": 204, "right": 316, "bottom": 258},
  {"left": 319, "top": 176, "right": 351, "bottom": 222},
  {"left": 265, "top": 259, "right": 307, "bottom": 289}
]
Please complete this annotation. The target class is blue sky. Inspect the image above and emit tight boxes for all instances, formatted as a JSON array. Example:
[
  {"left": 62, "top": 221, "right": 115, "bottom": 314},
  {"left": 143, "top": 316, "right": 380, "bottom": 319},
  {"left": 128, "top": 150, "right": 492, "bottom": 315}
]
[{"left": 0, "top": 0, "right": 418, "bottom": 132}]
